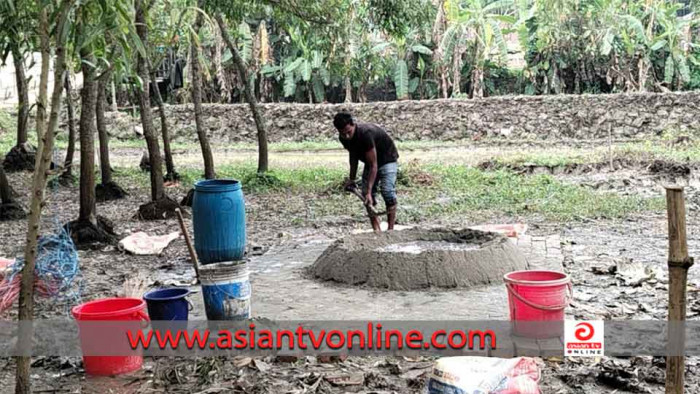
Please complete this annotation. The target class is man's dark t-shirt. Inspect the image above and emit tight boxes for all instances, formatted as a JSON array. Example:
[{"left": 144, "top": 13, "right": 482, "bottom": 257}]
[{"left": 339, "top": 122, "right": 399, "bottom": 166}]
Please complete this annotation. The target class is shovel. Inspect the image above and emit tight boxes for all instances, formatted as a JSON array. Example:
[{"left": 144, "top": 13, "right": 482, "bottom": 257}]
[
  {"left": 344, "top": 182, "right": 386, "bottom": 218},
  {"left": 175, "top": 208, "right": 201, "bottom": 284}
]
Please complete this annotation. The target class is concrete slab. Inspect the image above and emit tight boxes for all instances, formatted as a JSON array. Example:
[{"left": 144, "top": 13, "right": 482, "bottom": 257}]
[{"left": 187, "top": 232, "right": 564, "bottom": 321}]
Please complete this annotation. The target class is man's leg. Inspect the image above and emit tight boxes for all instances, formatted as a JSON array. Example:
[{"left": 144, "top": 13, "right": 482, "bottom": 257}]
[
  {"left": 361, "top": 165, "right": 381, "bottom": 232},
  {"left": 378, "top": 162, "right": 398, "bottom": 230}
]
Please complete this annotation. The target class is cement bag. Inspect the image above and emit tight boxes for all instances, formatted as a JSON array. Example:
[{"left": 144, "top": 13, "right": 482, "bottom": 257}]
[{"left": 426, "top": 356, "right": 540, "bottom": 394}]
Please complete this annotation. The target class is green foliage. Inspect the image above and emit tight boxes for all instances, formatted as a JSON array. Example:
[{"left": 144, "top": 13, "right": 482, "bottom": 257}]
[
  {"left": 394, "top": 59, "right": 409, "bottom": 99},
  {"left": 367, "top": 0, "right": 434, "bottom": 36},
  {"left": 426, "top": 166, "right": 663, "bottom": 221}
]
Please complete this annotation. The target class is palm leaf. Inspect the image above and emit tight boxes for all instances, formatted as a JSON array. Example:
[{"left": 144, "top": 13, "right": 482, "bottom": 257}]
[
  {"left": 411, "top": 44, "right": 433, "bottom": 55},
  {"left": 491, "top": 14, "right": 517, "bottom": 24},
  {"left": 394, "top": 59, "right": 409, "bottom": 99},
  {"left": 284, "top": 57, "right": 304, "bottom": 73},
  {"left": 489, "top": 19, "right": 508, "bottom": 61},
  {"left": 238, "top": 22, "right": 253, "bottom": 62},
  {"left": 600, "top": 30, "right": 614, "bottom": 57},
  {"left": 372, "top": 42, "right": 392, "bottom": 54},
  {"left": 312, "top": 74, "right": 326, "bottom": 102},
  {"left": 441, "top": 24, "right": 460, "bottom": 65},
  {"left": 312, "top": 50, "right": 322, "bottom": 69},
  {"left": 664, "top": 55, "right": 675, "bottom": 84},
  {"left": 283, "top": 71, "right": 296, "bottom": 97},
  {"left": 301, "top": 58, "right": 312, "bottom": 82},
  {"left": 650, "top": 40, "right": 667, "bottom": 51},
  {"left": 409, "top": 77, "right": 420, "bottom": 94},
  {"left": 621, "top": 15, "right": 647, "bottom": 45},
  {"left": 320, "top": 67, "right": 331, "bottom": 85},
  {"left": 261, "top": 64, "right": 281, "bottom": 76},
  {"left": 483, "top": 0, "right": 515, "bottom": 13}
]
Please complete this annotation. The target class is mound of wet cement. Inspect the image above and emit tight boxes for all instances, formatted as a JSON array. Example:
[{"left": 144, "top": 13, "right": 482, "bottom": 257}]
[{"left": 311, "top": 228, "right": 529, "bottom": 290}]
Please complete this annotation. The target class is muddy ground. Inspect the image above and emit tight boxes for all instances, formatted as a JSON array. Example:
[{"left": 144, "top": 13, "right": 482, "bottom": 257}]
[{"left": 1, "top": 141, "right": 700, "bottom": 393}]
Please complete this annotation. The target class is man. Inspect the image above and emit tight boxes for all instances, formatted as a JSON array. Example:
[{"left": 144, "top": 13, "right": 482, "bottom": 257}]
[{"left": 334, "top": 111, "right": 399, "bottom": 232}]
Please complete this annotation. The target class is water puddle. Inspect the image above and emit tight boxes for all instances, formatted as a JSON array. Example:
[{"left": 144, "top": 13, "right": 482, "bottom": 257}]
[{"left": 375, "top": 241, "right": 482, "bottom": 254}]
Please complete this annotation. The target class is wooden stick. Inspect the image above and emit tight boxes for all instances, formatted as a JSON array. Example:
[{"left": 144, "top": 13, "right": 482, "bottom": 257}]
[
  {"left": 608, "top": 123, "right": 614, "bottom": 171},
  {"left": 175, "top": 208, "right": 200, "bottom": 282},
  {"left": 664, "top": 186, "right": 693, "bottom": 394},
  {"left": 345, "top": 184, "right": 386, "bottom": 217}
]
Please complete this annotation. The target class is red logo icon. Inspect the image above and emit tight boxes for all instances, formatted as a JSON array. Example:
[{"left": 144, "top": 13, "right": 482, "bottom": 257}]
[
  {"left": 565, "top": 320, "right": 604, "bottom": 357},
  {"left": 574, "top": 322, "right": 595, "bottom": 341}
]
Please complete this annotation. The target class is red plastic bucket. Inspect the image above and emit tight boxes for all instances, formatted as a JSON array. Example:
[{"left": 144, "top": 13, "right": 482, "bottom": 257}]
[
  {"left": 71, "top": 298, "right": 149, "bottom": 376},
  {"left": 504, "top": 270, "right": 572, "bottom": 338}
]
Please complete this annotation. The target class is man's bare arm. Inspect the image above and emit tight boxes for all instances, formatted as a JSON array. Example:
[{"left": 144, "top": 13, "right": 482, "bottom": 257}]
[
  {"left": 349, "top": 154, "right": 359, "bottom": 181},
  {"left": 363, "top": 148, "right": 378, "bottom": 204}
]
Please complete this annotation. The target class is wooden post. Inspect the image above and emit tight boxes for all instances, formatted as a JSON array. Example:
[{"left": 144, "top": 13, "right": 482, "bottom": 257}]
[
  {"left": 608, "top": 123, "right": 614, "bottom": 171},
  {"left": 665, "top": 186, "right": 693, "bottom": 394}
]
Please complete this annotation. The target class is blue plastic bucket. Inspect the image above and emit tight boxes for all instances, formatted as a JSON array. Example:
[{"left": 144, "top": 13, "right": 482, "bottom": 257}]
[
  {"left": 143, "top": 288, "right": 191, "bottom": 321},
  {"left": 199, "top": 261, "right": 251, "bottom": 320},
  {"left": 192, "top": 179, "right": 247, "bottom": 264}
]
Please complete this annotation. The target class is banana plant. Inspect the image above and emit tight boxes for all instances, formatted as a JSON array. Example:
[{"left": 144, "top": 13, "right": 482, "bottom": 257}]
[
  {"left": 372, "top": 28, "right": 433, "bottom": 100},
  {"left": 262, "top": 25, "right": 331, "bottom": 102},
  {"left": 653, "top": 2, "right": 697, "bottom": 88},
  {"left": 440, "top": 0, "right": 514, "bottom": 98}
]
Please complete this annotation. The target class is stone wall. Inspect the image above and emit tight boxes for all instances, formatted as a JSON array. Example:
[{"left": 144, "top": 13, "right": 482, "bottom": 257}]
[{"left": 106, "top": 92, "right": 700, "bottom": 143}]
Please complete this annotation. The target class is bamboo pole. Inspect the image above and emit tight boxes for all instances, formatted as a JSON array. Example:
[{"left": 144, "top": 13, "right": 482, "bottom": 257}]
[{"left": 664, "top": 186, "right": 694, "bottom": 394}]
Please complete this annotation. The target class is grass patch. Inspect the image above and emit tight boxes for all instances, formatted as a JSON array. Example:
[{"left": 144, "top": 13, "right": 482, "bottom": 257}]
[
  {"left": 114, "top": 162, "right": 345, "bottom": 194},
  {"left": 421, "top": 166, "right": 663, "bottom": 221},
  {"left": 107, "top": 138, "right": 474, "bottom": 153},
  {"left": 113, "top": 162, "right": 663, "bottom": 222},
  {"left": 483, "top": 151, "right": 600, "bottom": 167},
  {"left": 616, "top": 140, "right": 700, "bottom": 163}
]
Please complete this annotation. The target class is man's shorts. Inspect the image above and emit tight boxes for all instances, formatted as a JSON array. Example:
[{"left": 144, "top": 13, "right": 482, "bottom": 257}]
[{"left": 361, "top": 161, "right": 398, "bottom": 207}]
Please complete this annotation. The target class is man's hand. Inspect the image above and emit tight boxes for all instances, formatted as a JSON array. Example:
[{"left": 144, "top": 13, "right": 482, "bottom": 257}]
[
  {"left": 344, "top": 178, "right": 357, "bottom": 192},
  {"left": 364, "top": 191, "right": 373, "bottom": 206}
]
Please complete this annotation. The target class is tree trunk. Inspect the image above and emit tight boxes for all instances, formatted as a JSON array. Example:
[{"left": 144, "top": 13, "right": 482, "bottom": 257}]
[
  {"left": 79, "top": 54, "right": 98, "bottom": 224},
  {"left": 11, "top": 44, "right": 29, "bottom": 146},
  {"left": 190, "top": 9, "right": 215, "bottom": 179},
  {"left": 63, "top": 72, "right": 76, "bottom": 178},
  {"left": 441, "top": 66, "right": 448, "bottom": 98},
  {"left": 34, "top": 8, "right": 51, "bottom": 154},
  {"left": 216, "top": 14, "right": 269, "bottom": 174},
  {"left": 452, "top": 55, "right": 461, "bottom": 96},
  {"left": 0, "top": 165, "right": 12, "bottom": 203},
  {"left": 15, "top": 2, "right": 71, "bottom": 392},
  {"left": 359, "top": 80, "right": 368, "bottom": 103},
  {"left": 111, "top": 79, "right": 118, "bottom": 111},
  {"left": 135, "top": 0, "right": 165, "bottom": 201},
  {"left": 471, "top": 44, "right": 483, "bottom": 98},
  {"left": 638, "top": 56, "right": 648, "bottom": 92},
  {"left": 471, "top": 66, "right": 484, "bottom": 98},
  {"left": 344, "top": 76, "right": 353, "bottom": 103},
  {"left": 214, "top": 25, "right": 230, "bottom": 103},
  {"left": 97, "top": 72, "right": 113, "bottom": 185},
  {"left": 151, "top": 70, "right": 178, "bottom": 181}
]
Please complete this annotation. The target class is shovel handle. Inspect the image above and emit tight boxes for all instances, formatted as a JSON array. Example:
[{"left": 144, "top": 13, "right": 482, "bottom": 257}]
[
  {"left": 346, "top": 186, "right": 383, "bottom": 217},
  {"left": 175, "top": 208, "right": 200, "bottom": 282}
]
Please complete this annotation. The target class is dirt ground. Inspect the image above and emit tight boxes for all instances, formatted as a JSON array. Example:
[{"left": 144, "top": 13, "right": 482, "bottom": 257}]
[{"left": 1, "top": 141, "right": 699, "bottom": 393}]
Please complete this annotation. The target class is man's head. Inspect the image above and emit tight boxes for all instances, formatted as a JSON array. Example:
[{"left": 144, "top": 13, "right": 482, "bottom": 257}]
[{"left": 334, "top": 112, "right": 355, "bottom": 140}]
